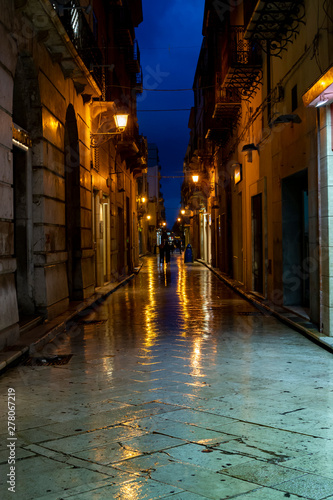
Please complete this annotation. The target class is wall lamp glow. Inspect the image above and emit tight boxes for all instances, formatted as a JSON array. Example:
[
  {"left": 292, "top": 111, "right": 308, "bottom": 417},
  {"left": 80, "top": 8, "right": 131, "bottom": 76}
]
[
  {"left": 114, "top": 113, "right": 129, "bottom": 132},
  {"left": 192, "top": 174, "right": 199, "bottom": 183},
  {"left": 232, "top": 163, "right": 242, "bottom": 185},
  {"left": 91, "top": 112, "right": 129, "bottom": 138}
]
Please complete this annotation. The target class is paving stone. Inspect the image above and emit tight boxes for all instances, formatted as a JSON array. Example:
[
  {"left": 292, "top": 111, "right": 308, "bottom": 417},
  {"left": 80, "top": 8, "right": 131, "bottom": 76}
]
[
  {"left": 220, "top": 460, "right": 304, "bottom": 487},
  {"left": 0, "top": 456, "right": 110, "bottom": 500},
  {"left": 123, "top": 415, "right": 234, "bottom": 445},
  {"left": 164, "top": 443, "right": 256, "bottom": 471},
  {"left": 274, "top": 474, "right": 333, "bottom": 499},
  {"left": 281, "top": 451, "right": 333, "bottom": 479},
  {"left": 150, "top": 461, "right": 259, "bottom": 499},
  {"left": 36, "top": 478, "right": 185, "bottom": 500},
  {"left": 39, "top": 425, "right": 147, "bottom": 454}
]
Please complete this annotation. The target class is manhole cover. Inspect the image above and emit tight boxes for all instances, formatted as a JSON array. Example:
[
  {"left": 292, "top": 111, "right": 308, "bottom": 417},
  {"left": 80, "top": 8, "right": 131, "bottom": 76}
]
[{"left": 23, "top": 355, "right": 73, "bottom": 366}]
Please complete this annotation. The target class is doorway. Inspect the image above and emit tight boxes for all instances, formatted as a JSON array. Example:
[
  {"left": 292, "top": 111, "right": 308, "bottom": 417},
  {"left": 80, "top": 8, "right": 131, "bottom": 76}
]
[
  {"left": 13, "top": 145, "right": 34, "bottom": 316},
  {"left": 126, "top": 197, "right": 131, "bottom": 272},
  {"left": 233, "top": 192, "right": 243, "bottom": 283},
  {"left": 117, "top": 207, "right": 125, "bottom": 275},
  {"left": 251, "top": 193, "right": 263, "bottom": 294},
  {"left": 282, "top": 170, "right": 309, "bottom": 308},
  {"left": 64, "top": 105, "right": 83, "bottom": 299}
]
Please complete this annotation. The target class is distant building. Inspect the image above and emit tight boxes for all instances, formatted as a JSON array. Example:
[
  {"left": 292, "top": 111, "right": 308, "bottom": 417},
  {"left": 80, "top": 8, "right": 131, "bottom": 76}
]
[{"left": 147, "top": 143, "right": 166, "bottom": 249}]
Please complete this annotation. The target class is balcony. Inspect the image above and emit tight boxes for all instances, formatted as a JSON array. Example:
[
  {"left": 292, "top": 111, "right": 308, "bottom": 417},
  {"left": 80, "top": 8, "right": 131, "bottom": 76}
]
[
  {"left": 205, "top": 120, "right": 231, "bottom": 144},
  {"left": 126, "top": 40, "right": 141, "bottom": 74},
  {"left": 129, "top": 135, "right": 148, "bottom": 178},
  {"left": 114, "top": 1, "right": 137, "bottom": 47},
  {"left": 244, "top": 1, "right": 305, "bottom": 56},
  {"left": 17, "top": 0, "right": 103, "bottom": 97},
  {"left": 60, "top": 2, "right": 104, "bottom": 90},
  {"left": 221, "top": 26, "right": 262, "bottom": 99},
  {"left": 213, "top": 81, "right": 241, "bottom": 120}
]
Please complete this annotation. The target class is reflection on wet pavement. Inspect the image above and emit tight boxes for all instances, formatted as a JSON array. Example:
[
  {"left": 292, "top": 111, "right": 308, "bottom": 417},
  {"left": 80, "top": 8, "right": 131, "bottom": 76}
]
[{"left": 1, "top": 254, "right": 333, "bottom": 499}]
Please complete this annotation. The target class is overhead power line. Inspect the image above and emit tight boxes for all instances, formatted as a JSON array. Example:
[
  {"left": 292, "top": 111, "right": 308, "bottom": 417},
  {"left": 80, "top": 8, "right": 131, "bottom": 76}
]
[
  {"left": 107, "top": 84, "right": 215, "bottom": 92},
  {"left": 137, "top": 108, "right": 191, "bottom": 112}
]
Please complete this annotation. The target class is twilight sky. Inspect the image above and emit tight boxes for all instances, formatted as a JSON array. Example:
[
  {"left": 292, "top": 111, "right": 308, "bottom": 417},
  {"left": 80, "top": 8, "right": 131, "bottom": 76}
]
[{"left": 136, "top": 0, "right": 204, "bottom": 227}]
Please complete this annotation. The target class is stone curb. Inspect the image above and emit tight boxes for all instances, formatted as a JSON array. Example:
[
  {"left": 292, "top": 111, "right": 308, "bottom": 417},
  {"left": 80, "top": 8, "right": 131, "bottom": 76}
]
[
  {"left": 196, "top": 259, "right": 333, "bottom": 354},
  {"left": 0, "top": 267, "right": 142, "bottom": 375}
]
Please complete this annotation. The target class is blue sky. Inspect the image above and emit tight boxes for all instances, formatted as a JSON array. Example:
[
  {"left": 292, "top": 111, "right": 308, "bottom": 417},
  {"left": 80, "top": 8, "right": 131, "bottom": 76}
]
[{"left": 136, "top": 0, "right": 204, "bottom": 227}]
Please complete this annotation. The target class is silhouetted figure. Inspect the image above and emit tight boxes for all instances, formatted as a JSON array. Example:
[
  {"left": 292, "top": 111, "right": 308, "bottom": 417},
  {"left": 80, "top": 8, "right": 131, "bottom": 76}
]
[
  {"left": 159, "top": 241, "right": 165, "bottom": 264},
  {"left": 165, "top": 240, "right": 171, "bottom": 265}
]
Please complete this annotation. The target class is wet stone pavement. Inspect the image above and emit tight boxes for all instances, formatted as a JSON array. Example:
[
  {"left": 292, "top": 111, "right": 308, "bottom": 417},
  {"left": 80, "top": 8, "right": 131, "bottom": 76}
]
[{"left": 1, "top": 254, "right": 333, "bottom": 500}]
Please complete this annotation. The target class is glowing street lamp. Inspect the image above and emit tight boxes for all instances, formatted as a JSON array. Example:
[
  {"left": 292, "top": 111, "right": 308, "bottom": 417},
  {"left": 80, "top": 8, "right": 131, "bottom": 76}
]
[
  {"left": 177, "top": 218, "right": 181, "bottom": 222},
  {"left": 147, "top": 215, "right": 151, "bottom": 220},
  {"left": 181, "top": 209, "right": 185, "bottom": 215},
  {"left": 114, "top": 113, "right": 129, "bottom": 132},
  {"left": 192, "top": 174, "right": 199, "bottom": 183}
]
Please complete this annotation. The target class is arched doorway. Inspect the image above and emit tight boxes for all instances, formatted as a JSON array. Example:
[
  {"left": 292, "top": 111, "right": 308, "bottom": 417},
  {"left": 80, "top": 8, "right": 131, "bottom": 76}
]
[{"left": 64, "top": 105, "right": 83, "bottom": 300}]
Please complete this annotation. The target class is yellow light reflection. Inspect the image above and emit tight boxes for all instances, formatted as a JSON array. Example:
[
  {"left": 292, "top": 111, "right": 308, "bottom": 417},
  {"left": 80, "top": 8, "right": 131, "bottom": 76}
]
[
  {"left": 190, "top": 336, "right": 204, "bottom": 379},
  {"left": 143, "top": 258, "right": 158, "bottom": 347},
  {"left": 118, "top": 481, "right": 145, "bottom": 499},
  {"left": 176, "top": 258, "right": 190, "bottom": 334}
]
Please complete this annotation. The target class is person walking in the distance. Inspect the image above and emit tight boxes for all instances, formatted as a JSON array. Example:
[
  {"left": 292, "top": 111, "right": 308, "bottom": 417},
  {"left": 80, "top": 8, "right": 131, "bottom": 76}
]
[
  {"left": 165, "top": 240, "right": 171, "bottom": 265},
  {"left": 159, "top": 240, "right": 165, "bottom": 264}
]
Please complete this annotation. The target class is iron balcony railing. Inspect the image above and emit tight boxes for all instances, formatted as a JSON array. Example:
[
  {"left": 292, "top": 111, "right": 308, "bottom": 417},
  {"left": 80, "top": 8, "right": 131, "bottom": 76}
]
[
  {"left": 220, "top": 25, "right": 262, "bottom": 98},
  {"left": 223, "top": 26, "right": 262, "bottom": 71}
]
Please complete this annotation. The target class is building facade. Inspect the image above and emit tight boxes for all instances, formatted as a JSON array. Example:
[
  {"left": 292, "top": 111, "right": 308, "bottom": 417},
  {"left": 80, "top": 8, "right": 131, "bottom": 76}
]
[
  {"left": 0, "top": 0, "right": 147, "bottom": 349},
  {"left": 183, "top": 0, "right": 333, "bottom": 335},
  {"left": 147, "top": 143, "right": 166, "bottom": 251}
]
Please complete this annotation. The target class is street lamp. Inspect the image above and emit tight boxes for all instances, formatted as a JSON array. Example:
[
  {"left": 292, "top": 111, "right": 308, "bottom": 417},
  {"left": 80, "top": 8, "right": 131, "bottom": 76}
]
[
  {"left": 90, "top": 110, "right": 129, "bottom": 141},
  {"left": 114, "top": 113, "right": 129, "bottom": 132},
  {"left": 181, "top": 209, "right": 185, "bottom": 215},
  {"left": 192, "top": 174, "right": 199, "bottom": 183},
  {"left": 177, "top": 218, "right": 181, "bottom": 222},
  {"left": 147, "top": 215, "right": 151, "bottom": 220}
]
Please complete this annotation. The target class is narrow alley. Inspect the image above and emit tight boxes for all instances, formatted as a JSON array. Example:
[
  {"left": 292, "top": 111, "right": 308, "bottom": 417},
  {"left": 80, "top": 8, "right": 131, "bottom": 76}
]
[{"left": 1, "top": 255, "right": 333, "bottom": 500}]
